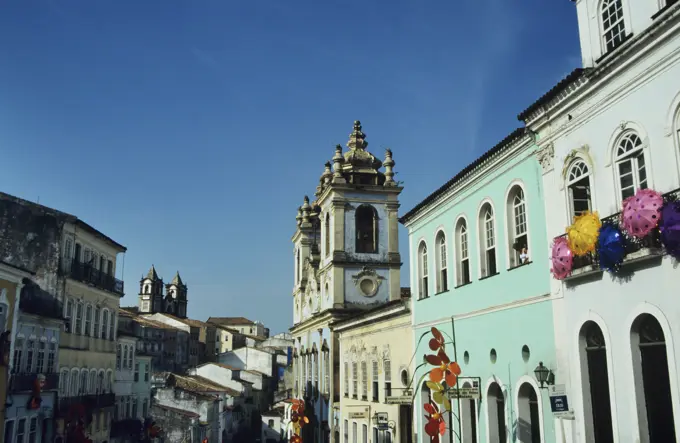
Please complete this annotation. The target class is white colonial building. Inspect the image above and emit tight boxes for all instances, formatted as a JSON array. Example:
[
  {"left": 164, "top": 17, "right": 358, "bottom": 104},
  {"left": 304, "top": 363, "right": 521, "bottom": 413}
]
[
  {"left": 523, "top": 1, "right": 680, "bottom": 442},
  {"left": 290, "top": 121, "right": 403, "bottom": 443}
]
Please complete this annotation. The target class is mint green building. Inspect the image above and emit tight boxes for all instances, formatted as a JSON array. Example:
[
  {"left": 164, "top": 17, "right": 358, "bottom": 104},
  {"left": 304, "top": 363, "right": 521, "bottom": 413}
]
[{"left": 399, "top": 129, "right": 557, "bottom": 443}]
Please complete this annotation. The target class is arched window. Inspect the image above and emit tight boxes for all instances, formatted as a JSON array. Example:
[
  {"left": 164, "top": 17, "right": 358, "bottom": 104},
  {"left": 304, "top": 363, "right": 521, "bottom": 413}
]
[
  {"left": 107, "top": 371, "right": 113, "bottom": 392},
  {"left": 89, "top": 370, "right": 97, "bottom": 394},
  {"left": 517, "top": 382, "right": 541, "bottom": 442},
  {"left": 631, "top": 314, "right": 677, "bottom": 441},
  {"left": 455, "top": 219, "right": 470, "bottom": 286},
  {"left": 59, "top": 368, "right": 69, "bottom": 396},
  {"left": 0, "top": 288, "right": 8, "bottom": 332},
  {"left": 615, "top": 132, "right": 647, "bottom": 201},
  {"left": 487, "top": 382, "right": 506, "bottom": 443},
  {"left": 601, "top": 0, "right": 626, "bottom": 52},
  {"left": 435, "top": 232, "right": 448, "bottom": 293},
  {"left": 343, "top": 361, "right": 349, "bottom": 397},
  {"left": 507, "top": 186, "right": 528, "bottom": 268},
  {"left": 361, "top": 360, "right": 368, "bottom": 400},
  {"left": 296, "top": 249, "right": 301, "bottom": 284},
  {"left": 418, "top": 242, "right": 429, "bottom": 299},
  {"left": 109, "top": 312, "right": 116, "bottom": 340},
  {"left": 579, "top": 321, "right": 614, "bottom": 442},
  {"left": 355, "top": 205, "right": 378, "bottom": 254},
  {"left": 75, "top": 302, "right": 83, "bottom": 335},
  {"left": 116, "top": 344, "right": 122, "bottom": 369},
  {"left": 85, "top": 304, "right": 93, "bottom": 336},
  {"left": 460, "top": 381, "right": 478, "bottom": 443},
  {"left": 80, "top": 369, "right": 88, "bottom": 394},
  {"left": 98, "top": 370, "right": 105, "bottom": 394},
  {"left": 70, "top": 368, "right": 80, "bottom": 396},
  {"left": 94, "top": 307, "right": 101, "bottom": 339},
  {"left": 478, "top": 204, "right": 497, "bottom": 278},
  {"left": 567, "top": 160, "right": 592, "bottom": 222},
  {"left": 325, "top": 213, "right": 331, "bottom": 257},
  {"left": 102, "top": 309, "right": 110, "bottom": 340}
]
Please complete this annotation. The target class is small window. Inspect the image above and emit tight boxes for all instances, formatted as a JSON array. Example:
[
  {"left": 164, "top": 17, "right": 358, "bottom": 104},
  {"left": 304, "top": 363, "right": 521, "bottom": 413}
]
[
  {"left": 456, "top": 219, "right": 471, "bottom": 285},
  {"left": 418, "top": 242, "right": 429, "bottom": 299},
  {"left": 567, "top": 160, "right": 592, "bottom": 221},
  {"left": 85, "top": 305, "right": 92, "bottom": 336},
  {"left": 435, "top": 232, "right": 448, "bottom": 293},
  {"left": 384, "top": 360, "right": 392, "bottom": 398},
  {"left": 601, "top": 0, "right": 626, "bottom": 52},
  {"left": 325, "top": 213, "right": 331, "bottom": 257},
  {"left": 352, "top": 362, "right": 358, "bottom": 399},
  {"left": 15, "top": 418, "right": 26, "bottom": 443},
  {"left": 344, "top": 362, "right": 349, "bottom": 397},
  {"left": 36, "top": 341, "right": 46, "bottom": 374},
  {"left": 355, "top": 205, "right": 378, "bottom": 254},
  {"left": 615, "top": 132, "right": 647, "bottom": 201},
  {"left": 268, "top": 419, "right": 275, "bottom": 428},
  {"left": 74, "top": 302, "right": 83, "bottom": 335},
  {"left": 507, "top": 186, "right": 528, "bottom": 268},
  {"left": 134, "top": 362, "right": 139, "bottom": 382},
  {"left": 479, "top": 204, "right": 497, "bottom": 278},
  {"left": 372, "top": 361, "right": 379, "bottom": 402}
]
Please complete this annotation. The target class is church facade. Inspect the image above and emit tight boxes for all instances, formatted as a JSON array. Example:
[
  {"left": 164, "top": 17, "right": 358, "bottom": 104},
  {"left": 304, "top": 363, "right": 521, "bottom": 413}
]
[
  {"left": 289, "top": 121, "right": 403, "bottom": 443},
  {"left": 137, "top": 265, "right": 188, "bottom": 319}
]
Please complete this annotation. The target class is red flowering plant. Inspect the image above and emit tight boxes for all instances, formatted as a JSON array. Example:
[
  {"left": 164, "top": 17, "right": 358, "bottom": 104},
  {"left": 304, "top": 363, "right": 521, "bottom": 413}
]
[{"left": 407, "top": 327, "right": 462, "bottom": 443}]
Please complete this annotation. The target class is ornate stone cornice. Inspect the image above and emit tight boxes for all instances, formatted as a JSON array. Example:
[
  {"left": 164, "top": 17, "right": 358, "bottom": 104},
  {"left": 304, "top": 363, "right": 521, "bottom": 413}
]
[{"left": 536, "top": 143, "right": 555, "bottom": 173}]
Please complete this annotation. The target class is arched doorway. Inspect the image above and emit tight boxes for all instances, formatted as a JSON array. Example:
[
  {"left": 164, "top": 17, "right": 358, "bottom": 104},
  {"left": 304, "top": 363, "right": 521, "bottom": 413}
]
[
  {"left": 516, "top": 383, "right": 541, "bottom": 443},
  {"left": 460, "top": 381, "right": 478, "bottom": 443},
  {"left": 486, "top": 382, "right": 506, "bottom": 443},
  {"left": 579, "top": 321, "right": 614, "bottom": 443},
  {"left": 631, "top": 314, "right": 677, "bottom": 442}
]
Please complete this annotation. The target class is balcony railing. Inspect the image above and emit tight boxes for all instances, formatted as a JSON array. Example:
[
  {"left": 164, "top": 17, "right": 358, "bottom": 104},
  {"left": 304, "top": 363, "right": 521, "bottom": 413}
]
[
  {"left": 110, "top": 418, "right": 143, "bottom": 438},
  {"left": 9, "top": 372, "right": 59, "bottom": 392},
  {"left": 556, "top": 188, "right": 679, "bottom": 276},
  {"left": 19, "top": 282, "right": 63, "bottom": 320},
  {"left": 66, "top": 260, "right": 124, "bottom": 296},
  {"left": 57, "top": 392, "right": 116, "bottom": 416}
]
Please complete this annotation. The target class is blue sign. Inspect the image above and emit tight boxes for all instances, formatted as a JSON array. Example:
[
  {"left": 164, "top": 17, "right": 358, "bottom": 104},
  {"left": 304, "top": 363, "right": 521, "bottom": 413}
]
[{"left": 550, "top": 395, "right": 569, "bottom": 413}]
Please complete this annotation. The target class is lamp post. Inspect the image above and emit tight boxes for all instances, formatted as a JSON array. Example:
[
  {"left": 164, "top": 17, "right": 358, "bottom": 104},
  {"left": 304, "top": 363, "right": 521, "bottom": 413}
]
[{"left": 533, "top": 362, "right": 554, "bottom": 389}]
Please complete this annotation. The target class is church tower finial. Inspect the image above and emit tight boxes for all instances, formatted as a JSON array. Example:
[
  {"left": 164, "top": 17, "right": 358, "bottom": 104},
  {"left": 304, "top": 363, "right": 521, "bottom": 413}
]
[{"left": 347, "top": 120, "right": 368, "bottom": 151}]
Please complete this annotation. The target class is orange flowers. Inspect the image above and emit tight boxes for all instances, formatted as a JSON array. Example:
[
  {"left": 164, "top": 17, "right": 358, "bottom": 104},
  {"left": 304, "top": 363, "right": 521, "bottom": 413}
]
[
  {"left": 423, "top": 402, "right": 446, "bottom": 442},
  {"left": 291, "top": 434, "right": 302, "bottom": 443},
  {"left": 428, "top": 327, "right": 445, "bottom": 351},
  {"left": 291, "top": 399, "right": 305, "bottom": 414},
  {"left": 426, "top": 350, "right": 461, "bottom": 388},
  {"left": 291, "top": 412, "right": 310, "bottom": 427}
]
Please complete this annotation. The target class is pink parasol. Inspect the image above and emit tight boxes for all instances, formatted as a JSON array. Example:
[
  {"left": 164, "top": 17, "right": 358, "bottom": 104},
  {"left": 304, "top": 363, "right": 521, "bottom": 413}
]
[
  {"left": 550, "top": 237, "right": 573, "bottom": 280},
  {"left": 621, "top": 188, "right": 663, "bottom": 238}
]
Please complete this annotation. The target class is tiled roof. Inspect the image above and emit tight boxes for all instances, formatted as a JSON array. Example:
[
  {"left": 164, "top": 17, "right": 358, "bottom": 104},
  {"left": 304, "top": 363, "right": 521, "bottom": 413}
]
[
  {"left": 192, "top": 376, "right": 240, "bottom": 396},
  {"left": 134, "top": 316, "right": 181, "bottom": 331},
  {"left": 170, "top": 373, "right": 232, "bottom": 395},
  {"left": 517, "top": 68, "right": 589, "bottom": 121},
  {"left": 207, "top": 316, "right": 255, "bottom": 326},
  {"left": 153, "top": 403, "right": 200, "bottom": 418},
  {"left": 399, "top": 128, "right": 528, "bottom": 224},
  {"left": 200, "top": 362, "right": 241, "bottom": 371}
]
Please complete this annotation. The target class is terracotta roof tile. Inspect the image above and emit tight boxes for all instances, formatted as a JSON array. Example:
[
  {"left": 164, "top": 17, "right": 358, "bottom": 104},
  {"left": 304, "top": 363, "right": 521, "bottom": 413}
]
[{"left": 207, "top": 316, "right": 255, "bottom": 326}]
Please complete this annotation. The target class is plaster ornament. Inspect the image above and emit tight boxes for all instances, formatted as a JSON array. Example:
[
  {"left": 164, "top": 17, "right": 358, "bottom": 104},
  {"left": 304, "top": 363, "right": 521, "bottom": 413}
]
[
  {"left": 352, "top": 266, "right": 384, "bottom": 297},
  {"left": 536, "top": 143, "right": 555, "bottom": 172},
  {"left": 382, "top": 344, "right": 390, "bottom": 361}
]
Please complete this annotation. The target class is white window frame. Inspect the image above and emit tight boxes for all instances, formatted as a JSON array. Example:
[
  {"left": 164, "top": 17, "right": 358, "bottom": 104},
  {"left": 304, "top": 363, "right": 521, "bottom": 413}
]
[
  {"left": 614, "top": 132, "right": 648, "bottom": 202},
  {"left": 456, "top": 218, "right": 470, "bottom": 286},
  {"left": 418, "top": 242, "right": 429, "bottom": 299},
  {"left": 566, "top": 160, "right": 593, "bottom": 222},
  {"left": 506, "top": 184, "right": 529, "bottom": 268},
  {"left": 435, "top": 232, "right": 448, "bottom": 293},
  {"left": 601, "top": 0, "right": 626, "bottom": 53}
]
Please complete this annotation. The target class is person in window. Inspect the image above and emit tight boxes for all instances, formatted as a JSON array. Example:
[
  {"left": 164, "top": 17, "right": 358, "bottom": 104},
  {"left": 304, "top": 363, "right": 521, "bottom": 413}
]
[{"left": 520, "top": 247, "right": 529, "bottom": 264}]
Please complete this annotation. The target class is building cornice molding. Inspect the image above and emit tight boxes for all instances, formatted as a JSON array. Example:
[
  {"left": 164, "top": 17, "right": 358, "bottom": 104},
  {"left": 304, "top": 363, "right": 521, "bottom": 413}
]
[{"left": 331, "top": 302, "right": 410, "bottom": 333}]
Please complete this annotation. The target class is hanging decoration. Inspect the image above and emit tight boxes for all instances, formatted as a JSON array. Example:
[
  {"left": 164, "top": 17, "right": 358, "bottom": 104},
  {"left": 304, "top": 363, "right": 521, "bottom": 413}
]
[
  {"left": 566, "top": 211, "right": 602, "bottom": 256},
  {"left": 550, "top": 237, "right": 573, "bottom": 280},
  {"left": 27, "top": 374, "right": 45, "bottom": 410},
  {"left": 660, "top": 200, "right": 680, "bottom": 258},
  {"left": 596, "top": 222, "right": 627, "bottom": 273},
  {"left": 621, "top": 188, "right": 663, "bottom": 238}
]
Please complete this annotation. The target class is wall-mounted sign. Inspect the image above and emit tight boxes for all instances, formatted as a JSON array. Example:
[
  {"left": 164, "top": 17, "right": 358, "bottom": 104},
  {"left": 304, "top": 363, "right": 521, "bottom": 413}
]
[
  {"left": 385, "top": 395, "right": 411, "bottom": 405},
  {"left": 348, "top": 411, "right": 367, "bottom": 420},
  {"left": 446, "top": 386, "right": 480, "bottom": 400},
  {"left": 375, "top": 412, "right": 389, "bottom": 429},
  {"left": 549, "top": 384, "right": 572, "bottom": 419}
]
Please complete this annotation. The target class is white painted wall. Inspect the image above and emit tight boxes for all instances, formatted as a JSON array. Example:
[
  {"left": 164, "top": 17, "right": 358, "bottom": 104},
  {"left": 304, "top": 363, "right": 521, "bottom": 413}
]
[{"left": 534, "top": 10, "right": 680, "bottom": 442}]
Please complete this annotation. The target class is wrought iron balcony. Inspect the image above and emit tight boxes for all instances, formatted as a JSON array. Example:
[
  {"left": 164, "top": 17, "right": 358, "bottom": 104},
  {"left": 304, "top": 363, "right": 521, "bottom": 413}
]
[
  {"left": 18, "top": 281, "right": 63, "bottom": 320},
  {"left": 554, "top": 188, "right": 679, "bottom": 276},
  {"left": 110, "top": 418, "right": 143, "bottom": 438},
  {"left": 57, "top": 392, "right": 116, "bottom": 416},
  {"left": 9, "top": 372, "right": 59, "bottom": 393},
  {"left": 66, "top": 260, "right": 124, "bottom": 296}
]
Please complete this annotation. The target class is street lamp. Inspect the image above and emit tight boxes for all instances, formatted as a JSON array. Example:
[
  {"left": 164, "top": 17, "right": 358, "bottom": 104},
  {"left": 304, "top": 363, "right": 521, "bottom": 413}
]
[{"left": 533, "top": 361, "right": 554, "bottom": 389}]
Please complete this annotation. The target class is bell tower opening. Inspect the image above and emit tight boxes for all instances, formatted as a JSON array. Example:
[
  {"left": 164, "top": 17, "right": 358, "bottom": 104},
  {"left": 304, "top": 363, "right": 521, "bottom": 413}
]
[{"left": 355, "top": 205, "right": 378, "bottom": 254}]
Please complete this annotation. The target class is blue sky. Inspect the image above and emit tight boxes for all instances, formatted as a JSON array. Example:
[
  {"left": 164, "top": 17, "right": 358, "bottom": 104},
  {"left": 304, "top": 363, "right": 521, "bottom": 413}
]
[{"left": 0, "top": 0, "right": 580, "bottom": 334}]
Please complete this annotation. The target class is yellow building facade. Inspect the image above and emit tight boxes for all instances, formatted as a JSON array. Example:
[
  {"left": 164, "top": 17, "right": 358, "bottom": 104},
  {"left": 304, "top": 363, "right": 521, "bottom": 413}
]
[
  {"left": 56, "top": 220, "right": 127, "bottom": 441},
  {"left": 334, "top": 298, "right": 413, "bottom": 443},
  {"left": 0, "top": 261, "right": 31, "bottom": 441}
]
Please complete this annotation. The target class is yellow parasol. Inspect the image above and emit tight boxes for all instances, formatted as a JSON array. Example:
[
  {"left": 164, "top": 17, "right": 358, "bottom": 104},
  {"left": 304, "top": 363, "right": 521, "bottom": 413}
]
[{"left": 566, "top": 211, "right": 602, "bottom": 256}]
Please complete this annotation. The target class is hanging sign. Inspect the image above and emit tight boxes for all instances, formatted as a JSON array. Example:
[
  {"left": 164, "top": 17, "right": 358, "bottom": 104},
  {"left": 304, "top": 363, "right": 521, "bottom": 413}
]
[{"left": 549, "top": 384, "right": 572, "bottom": 419}]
